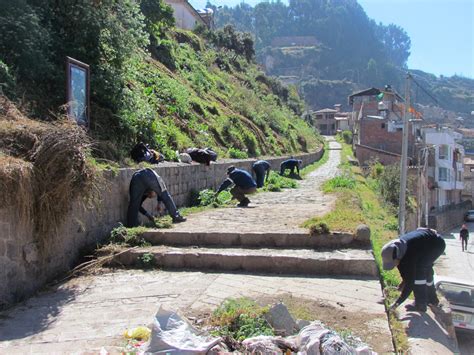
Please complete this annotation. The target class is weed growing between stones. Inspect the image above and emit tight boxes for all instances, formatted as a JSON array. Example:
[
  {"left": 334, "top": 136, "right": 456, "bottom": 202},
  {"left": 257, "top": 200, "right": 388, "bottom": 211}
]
[{"left": 139, "top": 252, "right": 155, "bottom": 268}]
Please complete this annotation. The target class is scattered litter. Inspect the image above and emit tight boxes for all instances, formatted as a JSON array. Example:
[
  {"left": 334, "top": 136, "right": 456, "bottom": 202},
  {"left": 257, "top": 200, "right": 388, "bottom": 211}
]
[
  {"left": 123, "top": 326, "right": 151, "bottom": 341},
  {"left": 143, "top": 305, "right": 222, "bottom": 354},
  {"left": 242, "top": 335, "right": 298, "bottom": 353}
]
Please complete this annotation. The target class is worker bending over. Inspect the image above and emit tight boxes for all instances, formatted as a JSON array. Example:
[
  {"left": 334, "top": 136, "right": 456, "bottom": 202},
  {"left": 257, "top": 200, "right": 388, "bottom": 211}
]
[
  {"left": 216, "top": 166, "right": 257, "bottom": 207},
  {"left": 252, "top": 160, "right": 271, "bottom": 188}
]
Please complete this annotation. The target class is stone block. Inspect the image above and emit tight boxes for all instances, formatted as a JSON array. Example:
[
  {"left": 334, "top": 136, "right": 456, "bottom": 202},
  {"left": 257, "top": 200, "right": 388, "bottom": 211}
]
[
  {"left": 356, "top": 224, "right": 371, "bottom": 240},
  {"left": 264, "top": 303, "right": 298, "bottom": 336}
]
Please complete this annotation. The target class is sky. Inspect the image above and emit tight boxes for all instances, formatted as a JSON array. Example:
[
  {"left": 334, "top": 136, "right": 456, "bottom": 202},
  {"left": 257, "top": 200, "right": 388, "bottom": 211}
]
[{"left": 188, "top": 0, "right": 474, "bottom": 79}]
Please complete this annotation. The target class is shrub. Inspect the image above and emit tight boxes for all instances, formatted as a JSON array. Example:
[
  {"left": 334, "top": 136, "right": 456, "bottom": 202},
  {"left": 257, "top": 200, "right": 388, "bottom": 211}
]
[
  {"left": 228, "top": 147, "right": 249, "bottom": 159},
  {"left": 210, "top": 298, "right": 273, "bottom": 341},
  {"left": 341, "top": 130, "right": 353, "bottom": 144},
  {"left": 309, "top": 222, "right": 330, "bottom": 235}
]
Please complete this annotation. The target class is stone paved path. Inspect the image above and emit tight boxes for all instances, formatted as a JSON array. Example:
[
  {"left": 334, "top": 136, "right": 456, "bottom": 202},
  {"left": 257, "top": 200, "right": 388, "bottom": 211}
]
[
  {"left": 0, "top": 138, "right": 394, "bottom": 353},
  {"left": 172, "top": 138, "right": 340, "bottom": 233},
  {"left": 0, "top": 270, "right": 392, "bottom": 354}
]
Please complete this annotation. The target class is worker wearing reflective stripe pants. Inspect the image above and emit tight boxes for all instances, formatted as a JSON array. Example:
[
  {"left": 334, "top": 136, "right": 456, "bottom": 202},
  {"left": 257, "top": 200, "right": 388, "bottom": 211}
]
[{"left": 381, "top": 228, "right": 446, "bottom": 312}]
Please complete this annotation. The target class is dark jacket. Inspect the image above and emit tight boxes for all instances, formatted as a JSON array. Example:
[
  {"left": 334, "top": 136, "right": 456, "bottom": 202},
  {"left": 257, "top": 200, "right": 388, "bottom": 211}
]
[
  {"left": 396, "top": 229, "right": 445, "bottom": 305},
  {"left": 186, "top": 148, "right": 215, "bottom": 165},
  {"left": 217, "top": 169, "right": 257, "bottom": 193},
  {"left": 460, "top": 228, "right": 469, "bottom": 239}
]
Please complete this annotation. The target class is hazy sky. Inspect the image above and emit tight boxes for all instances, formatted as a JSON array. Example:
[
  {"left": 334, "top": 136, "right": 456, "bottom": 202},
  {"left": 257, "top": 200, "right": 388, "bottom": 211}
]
[{"left": 188, "top": 0, "right": 474, "bottom": 78}]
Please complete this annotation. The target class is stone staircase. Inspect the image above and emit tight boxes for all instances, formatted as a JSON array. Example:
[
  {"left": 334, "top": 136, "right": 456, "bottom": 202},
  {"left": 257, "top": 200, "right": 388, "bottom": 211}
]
[{"left": 112, "top": 229, "right": 379, "bottom": 277}]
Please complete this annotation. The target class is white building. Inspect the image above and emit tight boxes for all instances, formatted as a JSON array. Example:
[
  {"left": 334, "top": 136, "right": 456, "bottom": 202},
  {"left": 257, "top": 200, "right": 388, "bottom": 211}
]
[
  {"left": 422, "top": 126, "right": 464, "bottom": 208},
  {"left": 164, "top": 0, "right": 206, "bottom": 30}
]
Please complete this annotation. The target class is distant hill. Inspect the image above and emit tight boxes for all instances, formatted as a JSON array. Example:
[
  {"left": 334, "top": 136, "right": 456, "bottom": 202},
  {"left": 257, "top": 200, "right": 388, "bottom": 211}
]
[{"left": 211, "top": 0, "right": 474, "bottom": 119}]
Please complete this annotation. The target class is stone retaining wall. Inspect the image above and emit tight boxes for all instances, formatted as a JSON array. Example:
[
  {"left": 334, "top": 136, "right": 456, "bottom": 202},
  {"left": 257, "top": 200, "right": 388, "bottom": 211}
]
[{"left": 0, "top": 148, "right": 323, "bottom": 307}]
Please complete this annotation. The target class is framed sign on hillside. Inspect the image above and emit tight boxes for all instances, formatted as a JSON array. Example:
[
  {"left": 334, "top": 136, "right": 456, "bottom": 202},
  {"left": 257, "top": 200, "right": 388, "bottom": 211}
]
[{"left": 66, "top": 57, "right": 90, "bottom": 128}]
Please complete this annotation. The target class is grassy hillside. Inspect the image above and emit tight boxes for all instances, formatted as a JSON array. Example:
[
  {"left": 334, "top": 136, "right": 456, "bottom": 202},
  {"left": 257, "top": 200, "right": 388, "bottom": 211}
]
[{"left": 0, "top": 0, "right": 321, "bottom": 164}]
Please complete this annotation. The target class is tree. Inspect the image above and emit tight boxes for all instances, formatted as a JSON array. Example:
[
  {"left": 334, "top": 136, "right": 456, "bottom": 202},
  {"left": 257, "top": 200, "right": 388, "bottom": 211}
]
[{"left": 375, "top": 23, "right": 411, "bottom": 67}]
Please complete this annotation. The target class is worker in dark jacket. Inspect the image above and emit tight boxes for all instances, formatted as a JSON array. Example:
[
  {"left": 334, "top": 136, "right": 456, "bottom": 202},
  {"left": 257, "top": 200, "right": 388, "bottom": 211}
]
[
  {"left": 252, "top": 160, "right": 271, "bottom": 188},
  {"left": 280, "top": 158, "right": 302, "bottom": 177},
  {"left": 186, "top": 148, "right": 217, "bottom": 166},
  {"left": 127, "top": 168, "right": 186, "bottom": 227},
  {"left": 216, "top": 166, "right": 257, "bottom": 207},
  {"left": 381, "top": 228, "right": 446, "bottom": 312}
]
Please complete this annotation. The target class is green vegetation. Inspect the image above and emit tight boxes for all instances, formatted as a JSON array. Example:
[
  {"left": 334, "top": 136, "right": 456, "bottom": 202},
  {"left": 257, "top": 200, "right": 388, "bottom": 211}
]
[
  {"left": 0, "top": 0, "right": 321, "bottom": 163},
  {"left": 210, "top": 298, "right": 273, "bottom": 341},
  {"left": 302, "top": 141, "right": 408, "bottom": 351},
  {"left": 139, "top": 252, "right": 155, "bottom": 268},
  {"left": 109, "top": 223, "right": 150, "bottom": 247},
  {"left": 262, "top": 171, "right": 298, "bottom": 192}
]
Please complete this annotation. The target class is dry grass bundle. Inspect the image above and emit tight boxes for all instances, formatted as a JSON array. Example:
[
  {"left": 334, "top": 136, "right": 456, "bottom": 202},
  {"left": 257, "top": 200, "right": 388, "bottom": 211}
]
[
  {"left": 31, "top": 121, "right": 97, "bottom": 237},
  {"left": 0, "top": 96, "right": 98, "bottom": 247},
  {"left": 0, "top": 154, "right": 34, "bottom": 224}
]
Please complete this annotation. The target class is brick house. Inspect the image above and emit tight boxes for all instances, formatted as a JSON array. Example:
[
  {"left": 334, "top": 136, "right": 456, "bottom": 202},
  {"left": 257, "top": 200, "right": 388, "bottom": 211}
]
[{"left": 349, "top": 86, "right": 422, "bottom": 165}]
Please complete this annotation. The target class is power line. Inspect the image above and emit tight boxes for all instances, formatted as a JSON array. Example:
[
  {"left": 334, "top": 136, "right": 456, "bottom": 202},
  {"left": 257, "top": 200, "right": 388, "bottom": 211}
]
[{"left": 409, "top": 74, "right": 439, "bottom": 106}]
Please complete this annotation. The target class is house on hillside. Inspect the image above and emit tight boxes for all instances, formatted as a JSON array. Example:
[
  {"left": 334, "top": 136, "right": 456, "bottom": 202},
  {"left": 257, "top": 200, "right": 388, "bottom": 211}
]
[
  {"left": 163, "top": 0, "right": 208, "bottom": 30},
  {"left": 312, "top": 108, "right": 337, "bottom": 135},
  {"left": 349, "top": 86, "right": 423, "bottom": 166}
]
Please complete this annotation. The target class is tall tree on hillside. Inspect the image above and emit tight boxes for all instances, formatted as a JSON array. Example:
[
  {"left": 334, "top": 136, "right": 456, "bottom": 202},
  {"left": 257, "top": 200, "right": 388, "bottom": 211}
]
[{"left": 375, "top": 23, "right": 411, "bottom": 67}]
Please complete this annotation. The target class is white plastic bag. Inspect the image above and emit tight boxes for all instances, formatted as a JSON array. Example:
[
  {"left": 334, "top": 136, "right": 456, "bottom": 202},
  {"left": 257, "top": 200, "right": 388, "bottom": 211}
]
[{"left": 143, "top": 306, "right": 221, "bottom": 354}]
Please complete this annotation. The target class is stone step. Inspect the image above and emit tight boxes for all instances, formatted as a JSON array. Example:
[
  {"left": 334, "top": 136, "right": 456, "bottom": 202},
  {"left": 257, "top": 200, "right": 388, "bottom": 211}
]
[
  {"left": 141, "top": 230, "right": 370, "bottom": 249},
  {"left": 111, "top": 246, "right": 378, "bottom": 277}
]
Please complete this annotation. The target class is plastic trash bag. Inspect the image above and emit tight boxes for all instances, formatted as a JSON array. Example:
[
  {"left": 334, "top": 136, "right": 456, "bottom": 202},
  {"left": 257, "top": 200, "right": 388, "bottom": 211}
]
[
  {"left": 143, "top": 305, "right": 221, "bottom": 354},
  {"left": 124, "top": 326, "right": 152, "bottom": 341}
]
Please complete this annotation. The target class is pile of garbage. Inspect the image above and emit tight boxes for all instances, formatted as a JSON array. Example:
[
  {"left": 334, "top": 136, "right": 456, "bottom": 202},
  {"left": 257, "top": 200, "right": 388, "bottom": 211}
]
[{"left": 122, "top": 303, "right": 376, "bottom": 354}]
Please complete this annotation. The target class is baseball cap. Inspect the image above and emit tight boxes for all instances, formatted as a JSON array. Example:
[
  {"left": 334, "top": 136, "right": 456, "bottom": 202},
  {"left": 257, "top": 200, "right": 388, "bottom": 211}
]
[
  {"left": 381, "top": 240, "right": 399, "bottom": 270},
  {"left": 227, "top": 166, "right": 236, "bottom": 174}
]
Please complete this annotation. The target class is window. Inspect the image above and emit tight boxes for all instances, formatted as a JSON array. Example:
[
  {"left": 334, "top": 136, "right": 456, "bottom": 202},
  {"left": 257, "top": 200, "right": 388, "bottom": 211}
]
[
  {"left": 316, "top": 114, "right": 323, "bottom": 120},
  {"left": 381, "top": 123, "right": 386, "bottom": 129},
  {"left": 439, "top": 167, "right": 448, "bottom": 182},
  {"left": 439, "top": 145, "right": 449, "bottom": 160}
]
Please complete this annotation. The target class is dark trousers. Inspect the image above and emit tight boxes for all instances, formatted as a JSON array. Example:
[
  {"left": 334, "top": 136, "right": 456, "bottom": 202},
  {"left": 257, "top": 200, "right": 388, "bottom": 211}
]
[
  {"left": 230, "top": 186, "right": 256, "bottom": 202},
  {"left": 126, "top": 171, "right": 178, "bottom": 227},
  {"left": 253, "top": 168, "right": 266, "bottom": 188},
  {"left": 461, "top": 237, "right": 468, "bottom": 251},
  {"left": 413, "top": 237, "right": 446, "bottom": 306}
]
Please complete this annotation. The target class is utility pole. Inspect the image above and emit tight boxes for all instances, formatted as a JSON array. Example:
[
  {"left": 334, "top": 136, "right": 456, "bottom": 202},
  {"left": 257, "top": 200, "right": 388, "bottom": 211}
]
[{"left": 399, "top": 72, "right": 411, "bottom": 234}]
